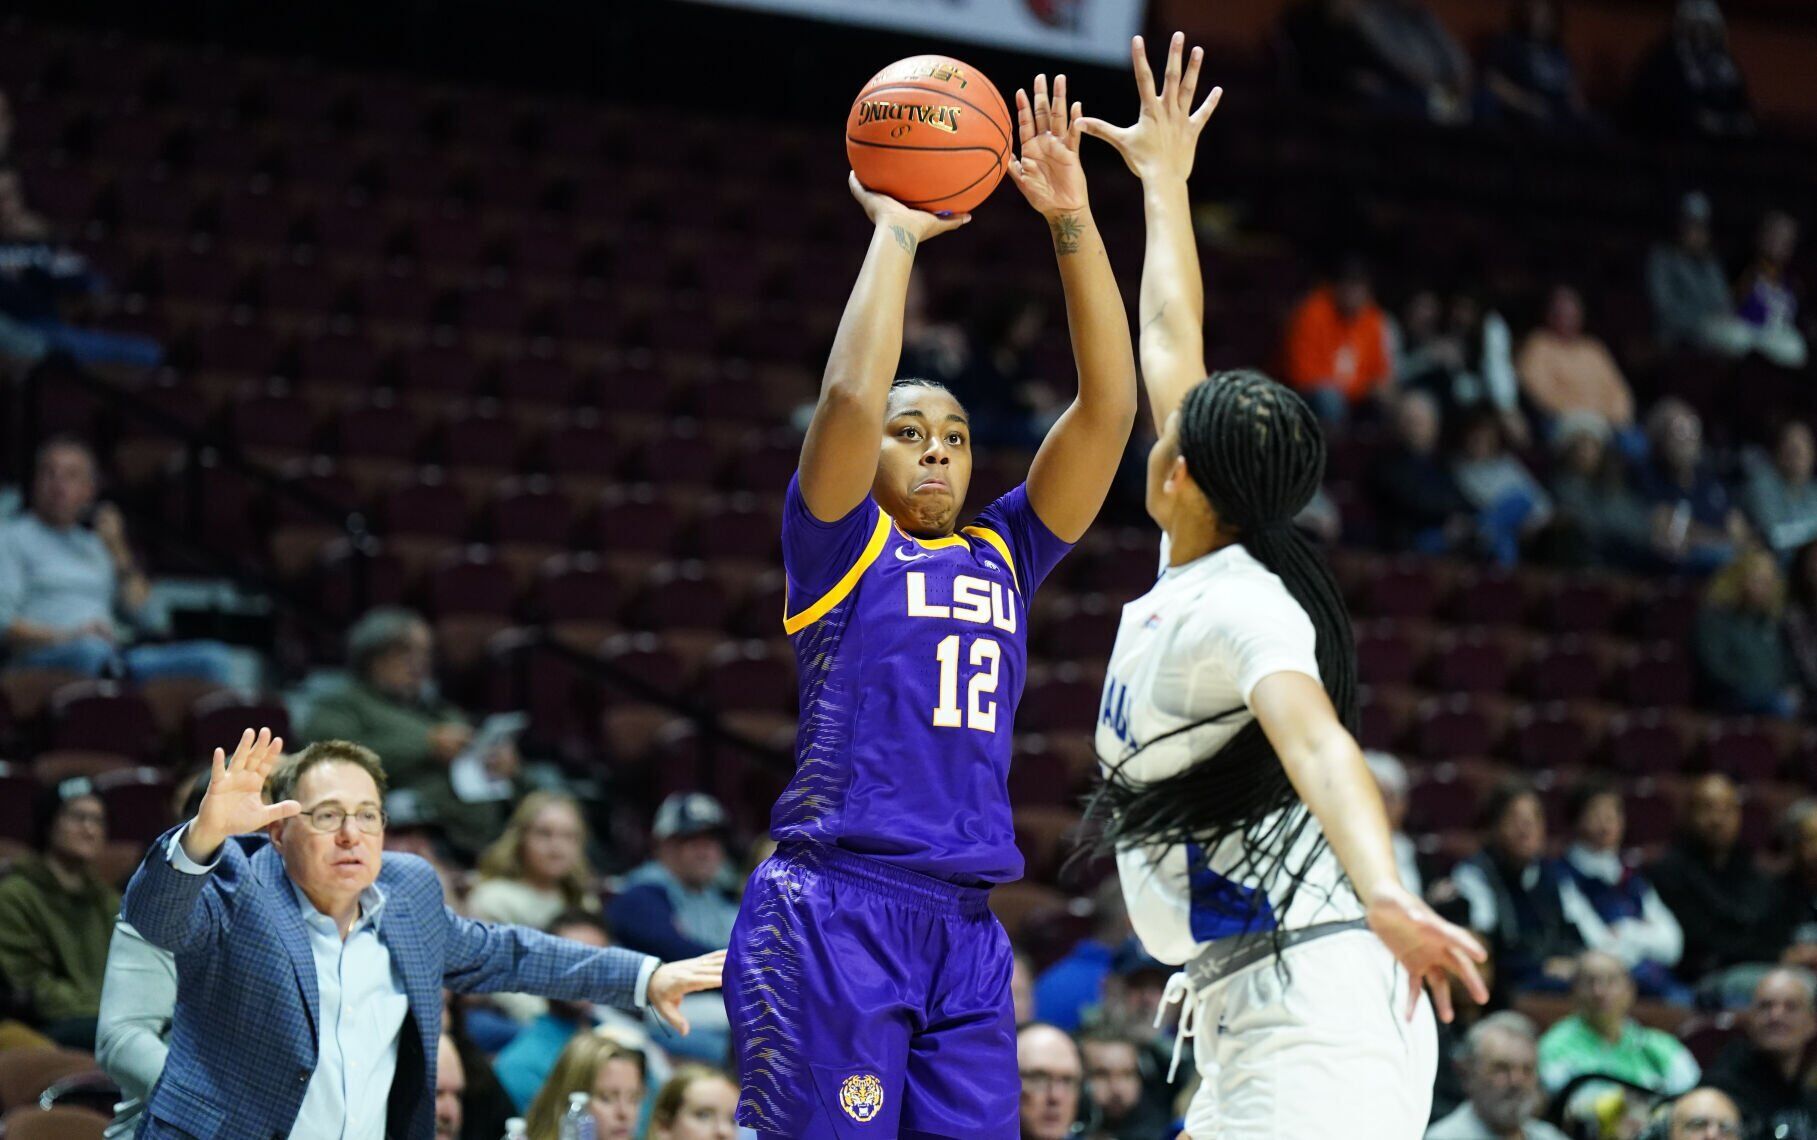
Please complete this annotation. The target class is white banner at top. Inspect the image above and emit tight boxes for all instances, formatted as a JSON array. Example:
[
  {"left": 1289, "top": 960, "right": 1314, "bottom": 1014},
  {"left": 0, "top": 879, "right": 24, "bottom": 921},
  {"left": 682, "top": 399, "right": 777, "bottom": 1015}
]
[{"left": 675, "top": 0, "right": 1148, "bottom": 66}]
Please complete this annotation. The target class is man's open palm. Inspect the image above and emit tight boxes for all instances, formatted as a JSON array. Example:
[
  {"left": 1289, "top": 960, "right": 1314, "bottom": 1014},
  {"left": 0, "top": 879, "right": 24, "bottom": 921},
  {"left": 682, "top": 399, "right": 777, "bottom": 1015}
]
[{"left": 188, "top": 727, "right": 300, "bottom": 860}]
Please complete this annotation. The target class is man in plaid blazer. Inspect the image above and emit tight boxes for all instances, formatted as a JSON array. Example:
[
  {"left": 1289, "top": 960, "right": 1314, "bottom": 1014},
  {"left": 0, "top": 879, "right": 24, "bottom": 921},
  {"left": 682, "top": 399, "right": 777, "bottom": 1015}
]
[{"left": 121, "top": 730, "right": 725, "bottom": 1139}]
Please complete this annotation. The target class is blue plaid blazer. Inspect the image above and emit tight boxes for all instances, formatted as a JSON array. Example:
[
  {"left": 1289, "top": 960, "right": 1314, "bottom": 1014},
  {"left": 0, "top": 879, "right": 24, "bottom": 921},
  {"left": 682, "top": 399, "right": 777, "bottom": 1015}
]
[{"left": 121, "top": 826, "right": 653, "bottom": 1140}]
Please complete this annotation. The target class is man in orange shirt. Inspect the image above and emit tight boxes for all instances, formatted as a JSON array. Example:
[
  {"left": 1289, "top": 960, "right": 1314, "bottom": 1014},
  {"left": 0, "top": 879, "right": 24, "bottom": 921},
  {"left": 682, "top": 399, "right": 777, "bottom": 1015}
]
[{"left": 1282, "top": 258, "right": 1395, "bottom": 424}]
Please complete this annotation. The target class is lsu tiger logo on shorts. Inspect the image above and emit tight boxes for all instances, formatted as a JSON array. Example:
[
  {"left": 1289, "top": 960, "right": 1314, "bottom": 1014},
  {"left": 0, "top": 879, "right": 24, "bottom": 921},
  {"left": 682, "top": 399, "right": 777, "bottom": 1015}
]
[{"left": 839, "top": 1073, "right": 885, "bottom": 1123}]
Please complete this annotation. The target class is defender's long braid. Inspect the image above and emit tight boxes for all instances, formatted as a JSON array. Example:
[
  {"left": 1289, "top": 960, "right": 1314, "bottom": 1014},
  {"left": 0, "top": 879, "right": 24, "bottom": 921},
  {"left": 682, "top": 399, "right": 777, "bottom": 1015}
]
[{"left": 1084, "top": 370, "right": 1359, "bottom": 951}]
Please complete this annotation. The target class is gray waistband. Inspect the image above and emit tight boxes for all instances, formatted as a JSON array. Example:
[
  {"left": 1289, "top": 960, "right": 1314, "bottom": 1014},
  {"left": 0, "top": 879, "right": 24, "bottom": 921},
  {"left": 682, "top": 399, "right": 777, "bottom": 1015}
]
[{"left": 1184, "top": 918, "right": 1369, "bottom": 989}]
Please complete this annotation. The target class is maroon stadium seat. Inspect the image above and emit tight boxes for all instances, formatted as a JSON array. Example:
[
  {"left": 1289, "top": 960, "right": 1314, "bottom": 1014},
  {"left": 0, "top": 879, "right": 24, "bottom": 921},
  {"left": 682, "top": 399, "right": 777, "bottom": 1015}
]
[
  {"left": 1522, "top": 641, "right": 1603, "bottom": 702},
  {"left": 189, "top": 693, "right": 292, "bottom": 760},
  {"left": 489, "top": 480, "right": 574, "bottom": 547},
  {"left": 696, "top": 642, "right": 797, "bottom": 716},
  {"left": 49, "top": 683, "right": 157, "bottom": 762},
  {"left": 1604, "top": 713, "right": 1687, "bottom": 776},
  {"left": 1427, "top": 635, "right": 1511, "bottom": 694},
  {"left": 628, "top": 562, "right": 730, "bottom": 632},
  {"left": 1412, "top": 697, "right": 1494, "bottom": 760},
  {"left": 424, "top": 549, "right": 518, "bottom": 618},
  {"left": 1702, "top": 721, "right": 1781, "bottom": 783},
  {"left": 378, "top": 477, "right": 471, "bottom": 538},
  {"left": 0, "top": 762, "right": 35, "bottom": 844},
  {"left": 93, "top": 767, "right": 177, "bottom": 846}
]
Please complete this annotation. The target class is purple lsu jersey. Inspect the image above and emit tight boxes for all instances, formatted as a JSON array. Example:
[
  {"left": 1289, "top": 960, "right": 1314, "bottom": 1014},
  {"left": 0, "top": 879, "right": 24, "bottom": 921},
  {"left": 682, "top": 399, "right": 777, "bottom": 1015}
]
[{"left": 774, "top": 473, "right": 1073, "bottom": 883}]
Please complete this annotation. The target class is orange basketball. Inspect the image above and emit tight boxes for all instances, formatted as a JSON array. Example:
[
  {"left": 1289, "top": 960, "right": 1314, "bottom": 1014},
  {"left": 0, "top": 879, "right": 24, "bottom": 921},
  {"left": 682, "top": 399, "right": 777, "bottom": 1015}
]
[{"left": 846, "top": 55, "right": 1012, "bottom": 216}]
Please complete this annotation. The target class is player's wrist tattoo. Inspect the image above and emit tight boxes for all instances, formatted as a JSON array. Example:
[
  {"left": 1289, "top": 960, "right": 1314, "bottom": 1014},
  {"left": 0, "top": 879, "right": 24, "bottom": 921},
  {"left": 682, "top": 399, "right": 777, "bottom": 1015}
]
[
  {"left": 889, "top": 225, "right": 917, "bottom": 254},
  {"left": 1050, "top": 212, "right": 1084, "bottom": 255}
]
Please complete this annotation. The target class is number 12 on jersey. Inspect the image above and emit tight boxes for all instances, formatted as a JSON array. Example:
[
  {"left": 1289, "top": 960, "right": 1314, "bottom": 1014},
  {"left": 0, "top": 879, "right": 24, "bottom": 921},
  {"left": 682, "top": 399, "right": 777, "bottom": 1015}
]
[{"left": 932, "top": 635, "right": 1001, "bottom": 732}]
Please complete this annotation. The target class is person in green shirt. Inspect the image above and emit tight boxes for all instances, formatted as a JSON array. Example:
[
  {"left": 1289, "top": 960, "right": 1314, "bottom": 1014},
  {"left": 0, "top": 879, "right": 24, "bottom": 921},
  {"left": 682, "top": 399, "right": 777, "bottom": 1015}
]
[
  {"left": 303, "top": 607, "right": 518, "bottom": 860},
  {"left": 0, "top": 777, "right": 120, "bottom": 1049},
  {"left": 1538, "top": 950, "right": 1702, "bottom": 1098}
]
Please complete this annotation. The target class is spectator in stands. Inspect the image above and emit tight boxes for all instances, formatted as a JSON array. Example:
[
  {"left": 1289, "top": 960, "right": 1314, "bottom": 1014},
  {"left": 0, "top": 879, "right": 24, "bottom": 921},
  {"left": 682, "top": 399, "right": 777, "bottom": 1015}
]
[
  {"left": 442, "top": 992, "right": 523, "bottom": 1140},
  {"left": 0, "top": 434, "right": 233, "bottom": 682},
  {"left": 1742, "top": 422, "right": 1817, "bottom": 562},
  {"left": 1279, "top": 0, "right": 1381, "bottom": 99},
  {"left": 1546, "top": 412, "right": 1659, "bottom": 569},
  {"left": 493, "top": 910, "right": 640, "bottom": 1112},
  {"left": 0, "top": 777, "right": 115, "bottom": 1049},
  {"left": 1770, "top": 804, "right": 1817, "bottom": 972},
  {"left": 1630, "top": 0, "right": 1754, "bottom": 138},
  {"left": 1012, "top": 948, "right": 1037, "bottom": 1026},
  {"left": 435, "top": 1034, "right": 464, "bottom": 1140},
  {"left": 606, "top": 792, "right": 736, "bottom": 1065},
  {"left": 0, "top": 175, "right": 163, "bottom": 368},
  {"left": 303, "top": 605, "right": 518, "bottom": 861},
  {"left": 1479, "top": 0, "right": 1592, "bottom": 129},
  {"left": 1035, "top": 877, "right": 1132, "bottom": 1032},
  {"left": 1648, "top": 192, "right": 1746, "bottom": 355},
  {"left": 1693, "top": 549, "right": 1799, "bottom": 718},
  {"left": 648, "top": 1065, "right": 739, "bottom": 1140},
  {"left": 1017, "top": 1022, "right": 1083, "bottom": 1140},
  {"left": 470, "top": 792, "right": 599, "bottom": 930},
  {"left": 607, "top": 792, "right": 737, "bottom": 960},
  {"left": 1283, "top": 257, "right": 1395, "bottom": 424},
  {"left": 1633, "top": 399, "right": 1743, "bottom": 575},
  {"left": 96, "top": 769, "right": 219, "bottom": 1140},
  {"left": 1365, "top": 749, "right": 1423, "bottom": 896},
  {"left": 522, "top": 1034, "right": 645, "bottom": 1140},
  {"left": 1351, "top": 0, "right": 1473, "bottom": 121},
  {"left": 1733, "top": 210, "right": 1808, "bottom": 369},
  {"left": 1554, "top": 780, "right": 1688, "bottom": 1003},
  {"left": 1659, "top": 1087, "right": 1744, "bottom": 1139},
  {"left": 1427, "top": 1011, "right": 1569, "bottom": 1140},
  {"left": 1706, "top": 968, "right": 1817, "bottom": 1138},
  {"left": 1453, "top": 407, "right": 1555, "bottom": 566},
  {"left": 1078, "top": 1024, "right": 1172, "bottom": 1140},
  {"left": 1453, "top": 779, "right": 1584, "bottom": 999},
  {"left": 1369, "top": 389, "right": 1476, "bottom": 555},
  {"left": 1648, "top": 774, "right": 1783, "bottom": 989},
  {"left": 1396, "top": 287, "right": 1527, "bottom": 447},
  {"left": 1785, "top": 541, "right": 1817, "bottom": 710},
  {"left": 1537, "top": 950, "right": 1702, "bottom": 1096},
  {"left": 1516, "top": 284, "right": 1635, "bottom": 436}
]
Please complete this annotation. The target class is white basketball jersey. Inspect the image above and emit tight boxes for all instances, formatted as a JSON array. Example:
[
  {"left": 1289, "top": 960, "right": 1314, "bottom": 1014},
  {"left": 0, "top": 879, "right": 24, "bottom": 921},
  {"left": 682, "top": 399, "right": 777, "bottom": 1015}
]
[{"left": 1094, "top": 538, "right": 1363, "bottom": 965}]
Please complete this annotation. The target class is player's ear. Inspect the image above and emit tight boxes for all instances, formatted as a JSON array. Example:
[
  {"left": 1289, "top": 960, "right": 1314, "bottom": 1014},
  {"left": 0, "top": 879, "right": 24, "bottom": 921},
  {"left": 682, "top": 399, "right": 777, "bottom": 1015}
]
[{"left": 1163, "top": 454, "right": 1189, "bottom": 494}]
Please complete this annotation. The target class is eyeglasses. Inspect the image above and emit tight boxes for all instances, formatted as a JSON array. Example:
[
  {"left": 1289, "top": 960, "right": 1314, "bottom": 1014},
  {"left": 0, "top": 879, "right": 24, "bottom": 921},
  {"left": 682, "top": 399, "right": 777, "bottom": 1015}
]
[
  {"left": 299, "top": 805, "right": 387, "bottom": 834},
  {"left": 1678, "top": 1120, "right": 1740, "bottom": 1138},
  {"left": 1019, "top": 1072, "right": 1080, "bottom": 1093}
]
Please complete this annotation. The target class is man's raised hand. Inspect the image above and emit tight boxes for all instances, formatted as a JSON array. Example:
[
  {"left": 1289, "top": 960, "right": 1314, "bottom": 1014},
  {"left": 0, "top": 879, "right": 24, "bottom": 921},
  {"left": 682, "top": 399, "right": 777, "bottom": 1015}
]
[{"left": 183, "top": 727, "right": 301, "bottom": 863}]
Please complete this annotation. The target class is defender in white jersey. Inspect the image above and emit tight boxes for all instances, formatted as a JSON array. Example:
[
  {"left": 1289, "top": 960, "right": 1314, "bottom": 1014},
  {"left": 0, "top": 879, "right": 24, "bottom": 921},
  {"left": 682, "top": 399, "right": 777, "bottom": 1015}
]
[{"left": 1077, "top": 34, "right": 1489, "bottom": 1139}]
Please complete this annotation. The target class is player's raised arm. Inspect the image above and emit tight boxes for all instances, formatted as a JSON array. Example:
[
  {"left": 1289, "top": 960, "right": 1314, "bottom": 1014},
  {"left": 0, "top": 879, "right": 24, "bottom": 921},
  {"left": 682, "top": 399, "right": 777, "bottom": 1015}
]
[
  {"left": 1008, "top": 74, "right": 1138, "bottom": 544},
  {"left": 1247, "top": 673, "right": 1490, "bottom": 1024},
  {"left": 797, "top": 176, "right": 969, "bottom": 522},
  {"left": 1079, "top": 33, "right": 1223, "bottom": 435}
]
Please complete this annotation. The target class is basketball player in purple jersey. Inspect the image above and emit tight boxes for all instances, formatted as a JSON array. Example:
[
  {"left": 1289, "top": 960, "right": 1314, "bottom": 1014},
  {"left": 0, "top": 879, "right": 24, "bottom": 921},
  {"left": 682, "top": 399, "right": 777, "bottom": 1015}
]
[{"left": 724, "top": 76, "right": 1136, "bottom": 1139}]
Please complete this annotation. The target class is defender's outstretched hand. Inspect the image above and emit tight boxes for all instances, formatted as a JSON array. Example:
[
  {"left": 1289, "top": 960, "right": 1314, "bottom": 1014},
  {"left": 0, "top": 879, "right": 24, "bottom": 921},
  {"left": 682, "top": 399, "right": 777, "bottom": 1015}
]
[
  {"left": 183, "top": 727, "right": 300, "bottom": 863},
  {"left": 1365, "top": 883, "right": 1491, "bottom": 1024},
  {"left": 847, "top": 172, "right": 971, "bottom": 247},
  {"left": 1079, "top": 32, "right": 1223, "bottom": 183},
  {"left": 1007, "top": 73, "right": 1089, "bottom": 219}
]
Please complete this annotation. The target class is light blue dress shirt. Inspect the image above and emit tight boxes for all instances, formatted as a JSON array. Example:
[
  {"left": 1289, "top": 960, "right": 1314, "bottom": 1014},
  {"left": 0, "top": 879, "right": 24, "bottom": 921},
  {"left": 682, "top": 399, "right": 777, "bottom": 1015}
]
[{"left": 168, "top": 829, "right": 409, "bottom": 1140}]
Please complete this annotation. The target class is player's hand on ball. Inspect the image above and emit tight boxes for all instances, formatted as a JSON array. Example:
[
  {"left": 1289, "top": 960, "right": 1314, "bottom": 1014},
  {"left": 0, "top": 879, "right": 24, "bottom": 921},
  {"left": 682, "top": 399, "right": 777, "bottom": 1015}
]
[
  {"left": 847, "top": 172, "right": 971, "bottom": 243},
  {"left": 646, "top": 949, "right": 727, "bottom": 1035},
  {"left": 1079, "top": 32, "right": 1222, "bottom": 183},
  {"left": 185, "top": 727, "right": 301, "bottom": 862},
  {"left": 1007, "top": 73, "right": 1089, "bottom": 218},
  {"left": 1365, "top": 882, "right": 1490, "bottom": 1024}
]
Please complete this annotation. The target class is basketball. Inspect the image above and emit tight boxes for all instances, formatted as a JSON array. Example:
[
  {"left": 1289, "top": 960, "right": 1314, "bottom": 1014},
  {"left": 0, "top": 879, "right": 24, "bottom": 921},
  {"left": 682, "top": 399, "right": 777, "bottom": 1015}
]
[{"left": 846, "top": 55, "right": 1012, "bottom": 216}]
